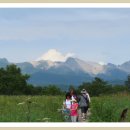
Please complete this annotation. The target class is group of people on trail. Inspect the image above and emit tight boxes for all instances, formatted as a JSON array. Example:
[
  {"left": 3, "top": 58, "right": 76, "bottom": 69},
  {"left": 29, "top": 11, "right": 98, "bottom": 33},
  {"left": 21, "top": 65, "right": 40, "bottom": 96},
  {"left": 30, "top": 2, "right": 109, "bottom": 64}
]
[{"left": 63, "top": 88, "right": 90, "bottom": 122}]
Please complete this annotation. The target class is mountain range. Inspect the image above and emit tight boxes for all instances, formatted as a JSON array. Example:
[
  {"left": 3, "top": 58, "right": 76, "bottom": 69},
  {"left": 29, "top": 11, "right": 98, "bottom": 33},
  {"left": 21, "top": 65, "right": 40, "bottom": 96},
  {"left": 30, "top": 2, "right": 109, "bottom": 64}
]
[{"left": 0, "top": 49, "right": 130, "bottom": 86}]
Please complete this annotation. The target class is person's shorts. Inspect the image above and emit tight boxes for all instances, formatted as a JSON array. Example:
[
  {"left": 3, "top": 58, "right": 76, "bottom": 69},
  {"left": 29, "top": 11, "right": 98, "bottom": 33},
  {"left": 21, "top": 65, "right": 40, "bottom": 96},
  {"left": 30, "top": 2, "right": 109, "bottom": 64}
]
[{"left": 80, "top": 106, "right": 88, "bottom": 113}]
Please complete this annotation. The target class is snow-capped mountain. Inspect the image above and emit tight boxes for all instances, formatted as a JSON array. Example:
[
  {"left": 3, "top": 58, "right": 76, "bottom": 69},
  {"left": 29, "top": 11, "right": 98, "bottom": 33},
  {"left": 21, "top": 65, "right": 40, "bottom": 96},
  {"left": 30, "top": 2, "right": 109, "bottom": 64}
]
[
  {"left": 36, "top": 49, "right": 75, "bottom": 62},
  {"left": 29, "top": 49, "right": 104, "bottom": 75},
  {"left": 0, "top": 50, "right": 129, "bottom": 85},
  {"left": 29, "top": 57, "right": 104, "bottom": 75}
]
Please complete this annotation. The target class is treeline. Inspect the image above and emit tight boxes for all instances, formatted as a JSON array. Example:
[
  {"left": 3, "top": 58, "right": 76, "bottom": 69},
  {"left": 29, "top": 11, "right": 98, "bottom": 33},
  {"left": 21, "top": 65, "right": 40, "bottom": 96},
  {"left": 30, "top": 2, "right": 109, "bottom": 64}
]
[
  {"left": 0, "top": 64, "right": 130, "bottom": 96},
  {"left": 0, "top": 64, "right": 64, "bottom": 95},
  {"left": 77, "top": 77, "right": 129, "bottom": 96}
]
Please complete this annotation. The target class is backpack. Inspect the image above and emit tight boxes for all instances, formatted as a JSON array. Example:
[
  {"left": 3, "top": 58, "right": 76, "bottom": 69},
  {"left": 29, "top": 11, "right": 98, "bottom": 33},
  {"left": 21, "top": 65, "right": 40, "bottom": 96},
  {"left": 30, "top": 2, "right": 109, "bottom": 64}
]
[{"left": 82, "top": 94, "right": 89, "bottom": 106}]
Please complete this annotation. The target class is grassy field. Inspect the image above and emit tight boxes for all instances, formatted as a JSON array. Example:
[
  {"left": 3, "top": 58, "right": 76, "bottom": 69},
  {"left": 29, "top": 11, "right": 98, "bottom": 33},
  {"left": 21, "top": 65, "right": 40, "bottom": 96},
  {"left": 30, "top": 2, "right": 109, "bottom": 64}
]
[
  {"left": 0, "top": 93, "right": 130, "bottom": 122},
  {"left": 0, "top": 95, "right": 64, "bottom": 122},
  {"left": 89, "top": 92, "right": 130, "bottom": 122}
]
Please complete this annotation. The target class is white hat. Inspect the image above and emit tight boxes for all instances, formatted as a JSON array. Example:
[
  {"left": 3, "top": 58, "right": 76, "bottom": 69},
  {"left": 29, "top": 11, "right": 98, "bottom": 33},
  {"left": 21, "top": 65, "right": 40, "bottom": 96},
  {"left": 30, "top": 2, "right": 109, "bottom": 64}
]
[
  {"left": 81, "top": 89, "right": 87, "bottom": 94},
  {"left": 70, "top": 99, "right": 77, "bottom": 102}
]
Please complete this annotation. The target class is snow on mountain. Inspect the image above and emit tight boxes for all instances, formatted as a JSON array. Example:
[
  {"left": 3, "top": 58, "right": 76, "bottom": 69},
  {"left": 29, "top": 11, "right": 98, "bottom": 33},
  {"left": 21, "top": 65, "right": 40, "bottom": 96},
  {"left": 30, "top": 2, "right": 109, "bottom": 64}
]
[
  {"left": 36, "top": 49, "right": 75, "bottom": 62},
  {"left": 30, "top": 60, "right": 59, "bottom": 70},
  {"left": 73, "top": 58, "right": 105, "bottom": 75},
  {"left": 0, "top": 55, "right": 130, "bottom": 85},
  {"left": 98, "top": 61, "right": 106, "bottom": 66},
  {"left": 30, "top": 50, "right": 104, "bottom": 75}
]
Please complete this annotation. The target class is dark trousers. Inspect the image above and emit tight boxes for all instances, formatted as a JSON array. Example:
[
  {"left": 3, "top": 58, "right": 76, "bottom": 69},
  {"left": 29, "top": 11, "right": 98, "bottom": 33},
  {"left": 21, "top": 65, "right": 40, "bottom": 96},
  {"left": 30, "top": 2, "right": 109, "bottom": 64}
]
[{"left": 80, "top": 106, "right": 89, "bottom": 114}]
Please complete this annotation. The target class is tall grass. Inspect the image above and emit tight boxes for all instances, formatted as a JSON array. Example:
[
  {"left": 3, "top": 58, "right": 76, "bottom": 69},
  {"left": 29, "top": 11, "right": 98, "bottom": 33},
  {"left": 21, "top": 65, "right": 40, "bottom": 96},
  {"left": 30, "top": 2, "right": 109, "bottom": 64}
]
[
  {"left": 0, "top": 95, "right": 64, "bottom": 122},
  {"left": 89, "top": 93, "right": 130, "bottom": 122},
  {"left": 0, "top": 93, "right": 130, "bottom": 122}
]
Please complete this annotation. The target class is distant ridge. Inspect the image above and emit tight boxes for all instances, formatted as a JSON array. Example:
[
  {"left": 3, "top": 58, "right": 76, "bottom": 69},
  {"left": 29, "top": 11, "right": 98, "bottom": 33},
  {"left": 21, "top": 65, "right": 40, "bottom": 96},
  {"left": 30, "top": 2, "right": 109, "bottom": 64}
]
[{"left": 0, "top": 50, "right": 129, "bottom": 86}]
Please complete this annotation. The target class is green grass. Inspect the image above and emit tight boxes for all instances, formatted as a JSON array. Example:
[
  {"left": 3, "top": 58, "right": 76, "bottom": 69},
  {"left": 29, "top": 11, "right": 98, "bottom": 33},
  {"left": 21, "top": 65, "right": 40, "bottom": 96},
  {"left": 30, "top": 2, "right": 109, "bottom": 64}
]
[
  {"left": 0, "top": 93, "right": 130, "bottom": 122},
  {"left": 0, "top": 95, "right": 64, "bottom": 122},
  {"left": 89, "top": 93, "right": 130, "bottom": 122}
]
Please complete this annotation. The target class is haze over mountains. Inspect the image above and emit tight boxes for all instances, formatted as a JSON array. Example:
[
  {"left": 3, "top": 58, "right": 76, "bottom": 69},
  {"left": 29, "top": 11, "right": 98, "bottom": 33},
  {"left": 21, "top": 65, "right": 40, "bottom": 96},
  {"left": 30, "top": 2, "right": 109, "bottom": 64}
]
[{"left": 0, "top": 49, "right": 130, "bottom": 86}]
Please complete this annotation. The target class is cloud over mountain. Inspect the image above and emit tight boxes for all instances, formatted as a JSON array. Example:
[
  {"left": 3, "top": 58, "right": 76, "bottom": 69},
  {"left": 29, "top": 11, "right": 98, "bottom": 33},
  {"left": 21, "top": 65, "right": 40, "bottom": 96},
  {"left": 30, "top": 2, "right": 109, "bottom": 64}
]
[
  {"left": 0, "top": 49, "right": 130, "bottom": 86},
  {"left": 36, "top": 49, "right": 75, "bottom": 62}
]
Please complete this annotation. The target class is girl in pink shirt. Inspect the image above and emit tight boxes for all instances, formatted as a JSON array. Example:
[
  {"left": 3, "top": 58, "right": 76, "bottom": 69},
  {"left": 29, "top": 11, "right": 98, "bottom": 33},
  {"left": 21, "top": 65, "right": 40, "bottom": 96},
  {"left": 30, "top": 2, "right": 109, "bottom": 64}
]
[{"left": 70, "top": 99, "right": 78, "bottom": 122}]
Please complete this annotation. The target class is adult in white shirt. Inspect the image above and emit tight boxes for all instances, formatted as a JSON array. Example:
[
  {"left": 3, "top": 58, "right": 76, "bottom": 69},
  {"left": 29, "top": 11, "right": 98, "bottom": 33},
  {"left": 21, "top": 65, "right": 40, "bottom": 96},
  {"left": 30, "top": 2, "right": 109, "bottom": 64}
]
[
  {"left": 63, "top": 93, "right": 71, "bottom": 109},
  {"left": 63, "top": 93, "right": 71, "bottom": 122}
]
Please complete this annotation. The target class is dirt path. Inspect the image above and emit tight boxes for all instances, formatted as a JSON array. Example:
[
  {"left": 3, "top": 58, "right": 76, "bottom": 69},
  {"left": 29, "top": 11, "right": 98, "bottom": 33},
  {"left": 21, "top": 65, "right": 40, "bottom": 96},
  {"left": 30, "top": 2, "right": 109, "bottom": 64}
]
[{"left": 78, "top": 108, "right": 91, "bottom": 122}]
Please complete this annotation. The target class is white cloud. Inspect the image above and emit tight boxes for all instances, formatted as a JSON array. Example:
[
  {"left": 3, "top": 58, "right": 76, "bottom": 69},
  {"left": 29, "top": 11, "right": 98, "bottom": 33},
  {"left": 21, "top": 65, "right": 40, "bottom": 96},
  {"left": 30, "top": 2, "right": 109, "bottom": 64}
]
[
  {"left": 36, "top": 49, "right": 75, "bottom": 62},
  {"left": 98, "top": 61, "right": 106, "bottom": 66}
]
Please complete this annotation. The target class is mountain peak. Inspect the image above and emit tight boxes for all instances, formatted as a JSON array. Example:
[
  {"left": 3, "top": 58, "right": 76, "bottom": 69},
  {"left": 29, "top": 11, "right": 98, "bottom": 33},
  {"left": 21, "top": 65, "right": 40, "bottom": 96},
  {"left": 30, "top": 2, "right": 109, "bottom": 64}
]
[
  {"left": 36, "top": 49, "right": 75, "bottom": 62},
  {"left": 0, "top": 58, "right": 8, "bottom": 62},
  {"left": 0, "top": 58, "right": 9, "bottom": 68}
]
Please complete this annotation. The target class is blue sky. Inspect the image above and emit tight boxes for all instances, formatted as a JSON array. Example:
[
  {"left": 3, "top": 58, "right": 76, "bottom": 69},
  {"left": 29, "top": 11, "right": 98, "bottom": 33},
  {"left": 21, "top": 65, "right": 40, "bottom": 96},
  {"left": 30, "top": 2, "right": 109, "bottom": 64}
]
[{"left": 0, "top": 8, "right": 130, "bottom": 64}]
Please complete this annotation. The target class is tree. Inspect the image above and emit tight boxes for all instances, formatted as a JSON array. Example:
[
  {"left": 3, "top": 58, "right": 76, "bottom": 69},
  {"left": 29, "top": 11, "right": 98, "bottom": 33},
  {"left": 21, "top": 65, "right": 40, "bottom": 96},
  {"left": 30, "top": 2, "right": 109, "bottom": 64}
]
[
  {"left": 77, "top": 82, "right": 91, "bottom": 94},
  {"left": 125, "top": 75, "right": 130, "bottom": 90},
  {"left": 42, "top": 85, "right": 63, "bottom": 95},
  {"left": 91, "top": 77, "right": 109, "bottom": 96},
  {"left": 77, "top": 77, "right": 109, "bottom": 96},
  {"left": 0, "top": 64, "right": 30, "bottom": 95}
]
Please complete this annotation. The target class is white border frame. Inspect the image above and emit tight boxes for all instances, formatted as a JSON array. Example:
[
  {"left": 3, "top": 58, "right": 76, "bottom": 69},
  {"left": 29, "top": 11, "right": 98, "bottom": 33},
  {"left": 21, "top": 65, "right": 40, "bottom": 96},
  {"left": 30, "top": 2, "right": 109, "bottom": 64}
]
[
  {"left": 0, "top": 123, "right": 130, "bottom": 127},
  {"left": 0, "top": 3, "right": 130, "bottom": 8},
  {"left": 0, "top": 3, "right": 130, "bottom": 127}
]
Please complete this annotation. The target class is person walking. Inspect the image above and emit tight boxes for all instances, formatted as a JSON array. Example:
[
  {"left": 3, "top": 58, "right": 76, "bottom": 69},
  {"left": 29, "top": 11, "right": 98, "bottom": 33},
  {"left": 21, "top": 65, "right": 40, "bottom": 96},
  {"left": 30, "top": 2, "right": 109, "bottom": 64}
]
[
  {"left": 63, "top": 92, "right": 72, "bottom": 122},
  {"left": 70, "top": 98, "right": 79, "bottom": 122},
  {"left": 78, "top": 89, "right": 90, "bottom": 120}
]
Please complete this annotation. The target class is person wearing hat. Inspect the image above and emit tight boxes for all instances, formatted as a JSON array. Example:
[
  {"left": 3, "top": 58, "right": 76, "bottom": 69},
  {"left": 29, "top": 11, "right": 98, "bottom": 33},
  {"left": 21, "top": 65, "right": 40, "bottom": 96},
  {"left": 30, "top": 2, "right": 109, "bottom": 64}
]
[
  {"left": 78, "top": 89, "right": 90, "bottom": 120},
  {"left": 70, "top": 98, "right": 79, "bottom": 122}
]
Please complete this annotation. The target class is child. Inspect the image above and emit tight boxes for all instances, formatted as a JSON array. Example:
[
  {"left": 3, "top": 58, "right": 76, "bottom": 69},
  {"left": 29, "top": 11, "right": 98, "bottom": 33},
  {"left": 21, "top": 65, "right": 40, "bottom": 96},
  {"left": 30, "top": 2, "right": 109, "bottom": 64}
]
[{"left": 70, "top": 99, "right": 78, "bottom": 122}]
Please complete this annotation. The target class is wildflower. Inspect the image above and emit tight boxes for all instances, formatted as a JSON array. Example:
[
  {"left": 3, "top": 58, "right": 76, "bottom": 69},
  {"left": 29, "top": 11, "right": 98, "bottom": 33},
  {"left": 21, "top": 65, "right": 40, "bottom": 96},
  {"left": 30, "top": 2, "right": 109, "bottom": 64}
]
[{"left": 17, "top": 102, "right": 25, "bottom": 105}]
